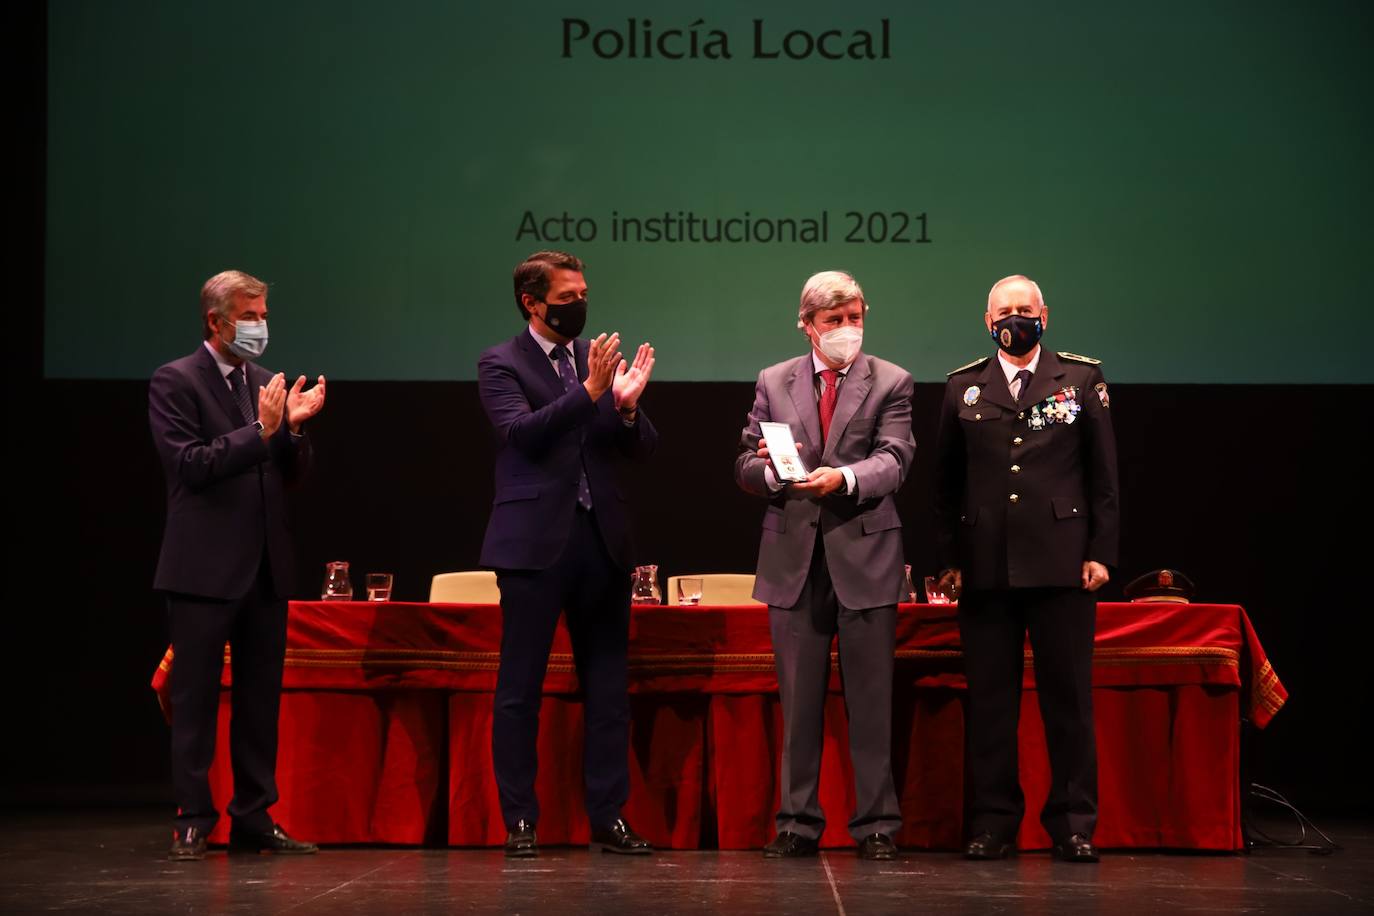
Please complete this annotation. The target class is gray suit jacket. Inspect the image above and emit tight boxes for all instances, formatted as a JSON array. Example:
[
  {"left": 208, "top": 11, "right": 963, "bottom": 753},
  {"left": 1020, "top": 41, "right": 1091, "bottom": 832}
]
[{"left": 735, "top": 352, "right": 916, "bottom": 610}]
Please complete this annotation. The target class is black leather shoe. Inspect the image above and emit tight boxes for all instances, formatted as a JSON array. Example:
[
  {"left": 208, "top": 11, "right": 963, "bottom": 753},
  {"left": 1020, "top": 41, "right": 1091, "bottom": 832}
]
[
  {"left": 590, "top": 818, "right": 652, "bottom": 855},
  {"left": 857, "top": 833, "right": 897, "bottom": 861},
  {"left": 168, "top": 826, "right": 207, "bottom": 861},
  {"left": 1052, "top": 833, "right": 1100, "bottom": 863},
  {"left": 505, "top": 819, "right": 537, "bottom": 858},
  {"left": 763, "top": 831, "right": 819, "bottom": 858},
  {"left": 227, "top": 823, "right": 318, "bottom": 855},
  {"left": 963, "top": 831, "right": 1014, "bottom": 860}
]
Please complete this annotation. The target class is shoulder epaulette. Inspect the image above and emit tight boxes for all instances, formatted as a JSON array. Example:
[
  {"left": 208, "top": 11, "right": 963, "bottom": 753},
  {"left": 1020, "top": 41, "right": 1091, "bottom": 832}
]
[
  {"left": 1058, "top": 351, "right": 1101, "bottom": 366},
  {"left": 946, "top": 356, "right": 990, "bottom": 376}
]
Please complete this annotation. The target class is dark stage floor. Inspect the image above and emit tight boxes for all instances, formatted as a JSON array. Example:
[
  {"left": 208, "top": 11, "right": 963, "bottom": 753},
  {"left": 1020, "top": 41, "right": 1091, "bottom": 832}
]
[{"left": 0, "top": 809, "right": 1369, "bottom": 915}]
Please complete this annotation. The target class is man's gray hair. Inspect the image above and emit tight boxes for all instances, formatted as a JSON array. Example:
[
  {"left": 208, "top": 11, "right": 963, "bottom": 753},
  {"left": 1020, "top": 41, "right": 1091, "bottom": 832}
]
[
  {"left": 201, "top": 270, "right": 268, "bottom": 339},
  {"left": 986, "top": 274, "right": 1044, "bottom": 311},
  {"left": 797, "top": 270, "right": 867, "bottom": 330}
]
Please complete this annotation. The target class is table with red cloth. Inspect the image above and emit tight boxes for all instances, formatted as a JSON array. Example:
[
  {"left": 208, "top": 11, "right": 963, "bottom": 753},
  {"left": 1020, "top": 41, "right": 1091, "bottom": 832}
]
[{"left": 150, "top": 601, "right": 1286, "bottom": 850}]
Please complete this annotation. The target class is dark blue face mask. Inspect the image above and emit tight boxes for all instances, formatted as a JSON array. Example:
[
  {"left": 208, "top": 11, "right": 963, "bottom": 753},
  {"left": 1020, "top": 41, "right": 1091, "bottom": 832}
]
[
  {"left": 538, "top": 297, "right": 588, "bottom": 339},
  {"left": 990, "top": 314, "right": 1043, "bottom": 357}
]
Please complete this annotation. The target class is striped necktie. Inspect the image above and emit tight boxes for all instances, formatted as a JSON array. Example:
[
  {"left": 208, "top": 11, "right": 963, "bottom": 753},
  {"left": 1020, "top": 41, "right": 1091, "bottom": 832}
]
[{"left": 227, "top": 367, "right": 257, "bottom": 426}]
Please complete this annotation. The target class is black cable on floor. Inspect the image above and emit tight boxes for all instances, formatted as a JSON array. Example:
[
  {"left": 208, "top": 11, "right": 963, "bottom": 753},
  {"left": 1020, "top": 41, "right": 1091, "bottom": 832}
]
[{"left": 1244, "top": 782, "right": 1341, "bottom": 855}]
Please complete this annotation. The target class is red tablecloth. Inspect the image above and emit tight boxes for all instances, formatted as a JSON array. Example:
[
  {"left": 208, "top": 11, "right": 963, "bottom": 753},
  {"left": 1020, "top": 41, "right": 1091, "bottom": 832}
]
[{"left": 151, "top": 602, "right": 1285, "bottom": 850}]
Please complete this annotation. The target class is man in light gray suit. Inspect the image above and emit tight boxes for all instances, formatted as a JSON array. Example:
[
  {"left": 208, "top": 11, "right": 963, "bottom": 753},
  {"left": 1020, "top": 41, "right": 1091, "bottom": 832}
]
[{"left": 735, "top": 270, "right": 916, "bottom": 860}]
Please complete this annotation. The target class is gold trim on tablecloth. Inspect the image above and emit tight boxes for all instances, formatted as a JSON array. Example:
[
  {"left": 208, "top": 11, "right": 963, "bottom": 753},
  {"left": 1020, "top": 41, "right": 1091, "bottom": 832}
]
[{"left": 266, "top": 645, "right": 1240, "bottom": 673}]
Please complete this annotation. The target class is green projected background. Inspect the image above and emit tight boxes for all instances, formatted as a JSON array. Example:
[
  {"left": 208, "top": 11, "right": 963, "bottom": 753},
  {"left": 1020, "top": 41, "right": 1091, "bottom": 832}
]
[{"left": 45, "top": 1, "right": 1372, "bottom": 382}]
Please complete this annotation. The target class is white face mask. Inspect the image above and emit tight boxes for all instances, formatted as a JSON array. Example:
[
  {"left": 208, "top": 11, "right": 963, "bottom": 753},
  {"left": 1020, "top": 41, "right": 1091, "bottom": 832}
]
[
  {"left": 223, "top": 319, "right": 269, "bottom": 360},
  {"left": 814, "top": 325, "right": 863, "bottom": 366}
]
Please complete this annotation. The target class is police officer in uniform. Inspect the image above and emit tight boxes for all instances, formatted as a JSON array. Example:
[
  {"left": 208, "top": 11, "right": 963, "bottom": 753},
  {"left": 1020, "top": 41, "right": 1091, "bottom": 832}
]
[{"left": 934, "top": 275, "right": 1119, "bottom": 863}]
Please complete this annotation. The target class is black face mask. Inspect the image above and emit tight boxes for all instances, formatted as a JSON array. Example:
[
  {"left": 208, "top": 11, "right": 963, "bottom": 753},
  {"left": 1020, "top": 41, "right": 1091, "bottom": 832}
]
[
  {"left": 990, "top": 314, "right": 1043, "bottom": 356},
  {"left": 539, "top": 297, "right": 588, "bottom": 339}
]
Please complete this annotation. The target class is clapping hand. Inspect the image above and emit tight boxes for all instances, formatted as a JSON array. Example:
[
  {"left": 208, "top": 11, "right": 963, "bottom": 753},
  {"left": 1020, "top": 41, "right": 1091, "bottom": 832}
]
[
  {"left": 257, "top": 373, "right": 286, "bottom": 438},
  {"left": 286, "top": 375, "right": 327, "bottom": 433},
  {"left": 612, "top": 342, "right": 655, "bottom": 411},
  {"left": 583, "top": 333, "right": 623, "bottom": 401}
]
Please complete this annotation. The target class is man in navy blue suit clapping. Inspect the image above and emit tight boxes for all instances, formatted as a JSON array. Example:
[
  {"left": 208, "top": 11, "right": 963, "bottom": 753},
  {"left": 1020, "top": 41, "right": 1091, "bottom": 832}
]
[{"left": 477, "top": 250, "right": 657, "bottom": 857}]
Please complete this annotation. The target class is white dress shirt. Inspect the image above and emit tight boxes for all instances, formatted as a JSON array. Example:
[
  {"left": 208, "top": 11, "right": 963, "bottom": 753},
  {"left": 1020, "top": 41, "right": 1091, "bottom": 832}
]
[{"left": 997, "top": 346, "right": 1042, "bottom": 400}]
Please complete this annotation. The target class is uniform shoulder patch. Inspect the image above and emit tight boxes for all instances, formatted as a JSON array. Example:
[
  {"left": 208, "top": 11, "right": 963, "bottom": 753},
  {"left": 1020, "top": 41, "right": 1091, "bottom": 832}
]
[
  {"left": 1058, "top": 351, "right": 1102, "bottom": 366},
  {"left": 946, "top": 356, "right": 990, "bottom": 376}
]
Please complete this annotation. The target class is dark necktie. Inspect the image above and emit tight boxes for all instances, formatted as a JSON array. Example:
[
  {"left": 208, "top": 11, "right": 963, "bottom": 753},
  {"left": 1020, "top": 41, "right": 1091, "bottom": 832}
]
[
  {"left": 819, "top": 369, "right": 840, "bottom": 442},
  {"left": 227, "top": 367, "right": 257, "bottom": 426},
  {"left": 1012, "top": 369, "right": 1033, "bottom": 403},
  {"left": 551, "top": 345, "right": 593, "bottom": 511}
]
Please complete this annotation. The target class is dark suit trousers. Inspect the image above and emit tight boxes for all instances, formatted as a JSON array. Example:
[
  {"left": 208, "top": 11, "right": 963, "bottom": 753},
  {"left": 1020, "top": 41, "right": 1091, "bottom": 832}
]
[
  {"left": 166, "top": 557, "right": 286, "bottom": 835},
  {"left": 768, "top": 533, "right": 901, "bottom": 842},
  {"left": 958, "top": 587, "right": 1098, "bottom": 843},
  {"left": 492, "top": 508, "right": 631, "bottom": 831}
]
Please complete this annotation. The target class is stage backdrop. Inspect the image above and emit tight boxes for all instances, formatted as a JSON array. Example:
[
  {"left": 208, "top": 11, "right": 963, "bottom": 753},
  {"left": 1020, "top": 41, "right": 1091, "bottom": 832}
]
[
  {"left": 45, "top": 0, "right": 1370, "bottom": 383},
  {"left": 16, "top": 0, "right": 1372, "bottom": 821}
]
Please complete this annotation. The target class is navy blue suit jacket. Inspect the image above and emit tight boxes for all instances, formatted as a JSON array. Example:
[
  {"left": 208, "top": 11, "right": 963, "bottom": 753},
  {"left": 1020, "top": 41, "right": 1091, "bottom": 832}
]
[
  {"left": 477, "top": 329, "right": 657, "bottom": 571},
  {"left": 148, "top": 345, "right": 311, "bottom": 599}
]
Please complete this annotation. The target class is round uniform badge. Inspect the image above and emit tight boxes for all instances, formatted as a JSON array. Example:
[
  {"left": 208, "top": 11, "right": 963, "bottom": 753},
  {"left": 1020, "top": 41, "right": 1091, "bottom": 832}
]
[{"left": 963, "top": 386, "right": 981, "bottom": 406}]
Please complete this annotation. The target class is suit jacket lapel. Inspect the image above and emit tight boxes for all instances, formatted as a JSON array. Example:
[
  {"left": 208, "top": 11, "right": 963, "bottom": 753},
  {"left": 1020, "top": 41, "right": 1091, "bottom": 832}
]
[
  {"left": 824, "top": 353, "right": 873, "bottom": 462},
  {"left": 1021, "top": 349, "right": 1067, "bottom": 410},
  {"left": 785, "top": 355, "right": 823, "bottom": 459},
  {"left": 244, "top": 362, "right": 271, "bottom": 421},
  {"left": 195, "top": 345, "right": 247, "bottom": 426},
  {"left": 573, "top": 337, "right": 589, "bottom": 384},
  {"left": 515, "top": 329, "right": 565, "bottom": 404},
  {"left": 973, "top": 356, "right": 1016, "bottom": 412},
  {"left": 573, "top": 338, "right": 598, "bottom": 426}
]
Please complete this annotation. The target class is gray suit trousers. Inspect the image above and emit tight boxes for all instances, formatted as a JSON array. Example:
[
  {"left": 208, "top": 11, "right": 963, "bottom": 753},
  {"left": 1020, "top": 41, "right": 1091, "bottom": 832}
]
[{"left": 769, "top": 533, "right": 901, "bottom": 842}]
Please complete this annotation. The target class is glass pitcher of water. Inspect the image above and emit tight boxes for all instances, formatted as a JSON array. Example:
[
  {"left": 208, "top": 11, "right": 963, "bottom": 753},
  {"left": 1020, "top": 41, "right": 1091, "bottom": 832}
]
[
  {"left": 630, "top": 565, "right": 661, "bottom": 605},
  {"left": 321, "top": 561, "right": 353, "bottom": 601}
]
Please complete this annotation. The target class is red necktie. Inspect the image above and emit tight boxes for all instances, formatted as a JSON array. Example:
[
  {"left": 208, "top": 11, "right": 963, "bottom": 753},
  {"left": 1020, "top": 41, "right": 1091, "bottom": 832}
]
[{"left": 819, "top": 369, "right": 839, "bottom": 442}]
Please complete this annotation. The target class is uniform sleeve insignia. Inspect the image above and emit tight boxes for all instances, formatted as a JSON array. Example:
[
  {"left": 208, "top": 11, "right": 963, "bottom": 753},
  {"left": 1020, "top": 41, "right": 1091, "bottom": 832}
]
[
  {"left": 1095, "top": 381, "right": 1110, "bottom": 408},
  {"left": 947, "top": 356, "right": 990, "bottom": 376}
]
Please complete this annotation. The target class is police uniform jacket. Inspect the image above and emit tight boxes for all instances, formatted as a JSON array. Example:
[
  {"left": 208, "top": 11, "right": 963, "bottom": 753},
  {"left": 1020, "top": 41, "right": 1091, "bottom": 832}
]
[{"left": 934, "top": 349, "right": 1119, "bottom": 591}]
